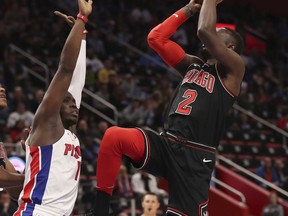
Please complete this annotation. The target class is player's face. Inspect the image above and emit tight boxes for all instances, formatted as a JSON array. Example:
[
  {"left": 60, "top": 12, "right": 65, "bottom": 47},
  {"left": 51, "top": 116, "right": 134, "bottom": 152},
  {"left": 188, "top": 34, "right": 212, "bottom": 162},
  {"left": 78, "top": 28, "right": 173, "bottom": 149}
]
[
  {"left": 0, "top": 85, "right": 7, "bottom": 110},
  {"left": 200, "top": 29, "right": 234, "bottom": 61},
  {"left": 142, "top": 194, "right": 160, "bottom": 216},
  {"left": 216, "top": 28, "right": 236, "bottom": 50},
  {"left": 60, "top": 92, "right": 79, "bottom": 127}
]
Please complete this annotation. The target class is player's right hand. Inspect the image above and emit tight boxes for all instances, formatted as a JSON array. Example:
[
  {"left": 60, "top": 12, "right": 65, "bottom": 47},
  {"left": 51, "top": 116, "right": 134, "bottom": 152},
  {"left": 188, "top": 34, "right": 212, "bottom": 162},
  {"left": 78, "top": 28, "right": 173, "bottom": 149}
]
[
  {"left": 78, "top": 0, "right": 93, "bottom": 18},
  {"left": 188, "top": 0, "right": 202, "bottom": 14}
]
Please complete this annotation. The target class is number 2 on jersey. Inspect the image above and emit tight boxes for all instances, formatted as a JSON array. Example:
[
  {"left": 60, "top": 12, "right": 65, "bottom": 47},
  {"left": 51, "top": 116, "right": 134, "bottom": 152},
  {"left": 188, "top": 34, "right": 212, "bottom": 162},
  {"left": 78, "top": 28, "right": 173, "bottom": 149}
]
[{"left": 175, "top": 89, "right": 198, "bottom": 115}]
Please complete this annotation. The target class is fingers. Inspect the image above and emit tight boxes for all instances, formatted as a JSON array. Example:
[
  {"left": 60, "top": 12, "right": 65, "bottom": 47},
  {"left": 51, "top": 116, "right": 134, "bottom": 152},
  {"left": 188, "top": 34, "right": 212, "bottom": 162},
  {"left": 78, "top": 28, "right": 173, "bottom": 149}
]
[
  {"left": 54, "top": 11, "right": 67, "bottom": 18},
  {"left": 67, "top": 16, "right": 76, "bottom": 23},
  {"left": 88, "top": 0, "right": 93, "bottom": 5},
  {"left": 78, "top": 0, "right": 93, "bottom": 17}
]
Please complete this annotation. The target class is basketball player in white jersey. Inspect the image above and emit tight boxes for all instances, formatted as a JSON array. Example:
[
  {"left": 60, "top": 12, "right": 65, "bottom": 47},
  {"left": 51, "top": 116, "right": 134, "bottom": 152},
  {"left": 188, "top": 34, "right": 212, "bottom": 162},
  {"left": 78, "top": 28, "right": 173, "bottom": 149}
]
[{"left": 13, "top": 0, "right": 93, "bottom": 215}]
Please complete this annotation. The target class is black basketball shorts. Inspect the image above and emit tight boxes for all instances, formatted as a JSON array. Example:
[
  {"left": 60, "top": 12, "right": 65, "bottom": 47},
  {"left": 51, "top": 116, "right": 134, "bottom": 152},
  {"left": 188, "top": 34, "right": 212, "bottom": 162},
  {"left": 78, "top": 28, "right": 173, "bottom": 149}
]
[{"left": 136, "top": 128, "right": 216, "bottom": 216}]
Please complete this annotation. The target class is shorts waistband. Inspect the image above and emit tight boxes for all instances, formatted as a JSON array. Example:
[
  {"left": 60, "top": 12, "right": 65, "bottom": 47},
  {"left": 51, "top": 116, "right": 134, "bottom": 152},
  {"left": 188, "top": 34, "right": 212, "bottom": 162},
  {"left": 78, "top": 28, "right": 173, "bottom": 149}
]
[{"left": 164, "top": 132, "right": 216, "bottom": 154}]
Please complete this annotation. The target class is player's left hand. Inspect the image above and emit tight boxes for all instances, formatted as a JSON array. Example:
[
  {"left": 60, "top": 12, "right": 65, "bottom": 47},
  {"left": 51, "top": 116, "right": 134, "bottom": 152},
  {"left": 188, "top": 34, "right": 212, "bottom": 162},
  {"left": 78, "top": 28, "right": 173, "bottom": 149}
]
[{"left": 54, "top": 11, "right": 76, "bottom": 28}]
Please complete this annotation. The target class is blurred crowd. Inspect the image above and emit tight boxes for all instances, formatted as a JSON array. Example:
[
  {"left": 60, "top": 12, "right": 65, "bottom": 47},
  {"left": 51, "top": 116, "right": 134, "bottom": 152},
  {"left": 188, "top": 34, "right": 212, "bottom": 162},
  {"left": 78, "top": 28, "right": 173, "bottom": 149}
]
[{"left": 1, "top": 0, "right": 288, "bottom": 214}]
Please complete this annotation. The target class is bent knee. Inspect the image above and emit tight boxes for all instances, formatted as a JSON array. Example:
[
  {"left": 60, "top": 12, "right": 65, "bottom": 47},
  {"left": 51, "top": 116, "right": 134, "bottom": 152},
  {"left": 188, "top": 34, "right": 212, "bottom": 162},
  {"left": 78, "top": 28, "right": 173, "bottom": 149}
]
[{"left": 101, "top": 126, "right": 124, "bottom": 148}]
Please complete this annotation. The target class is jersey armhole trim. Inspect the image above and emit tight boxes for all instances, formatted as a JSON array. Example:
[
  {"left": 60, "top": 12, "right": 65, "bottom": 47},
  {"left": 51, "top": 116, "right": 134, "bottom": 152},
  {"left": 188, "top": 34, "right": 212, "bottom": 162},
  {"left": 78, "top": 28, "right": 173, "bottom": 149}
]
[
  {"left": 186, "top": 56, "right": 205, "bottom": 71},
  {"left": 215, "top": 64, "right": 236, "bottom": 98}
]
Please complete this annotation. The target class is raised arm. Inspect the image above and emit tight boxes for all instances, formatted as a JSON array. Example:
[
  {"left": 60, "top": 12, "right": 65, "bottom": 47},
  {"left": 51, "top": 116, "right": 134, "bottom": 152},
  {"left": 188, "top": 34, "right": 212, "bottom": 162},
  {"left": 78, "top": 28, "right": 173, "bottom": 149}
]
[
  {"left": 147, "top": 0, "right": 204, "bottom": 76},
  {"left": 54, "top": 11, "right": 87, "bottom": 108},
  {"left": 31, "top": 0, "right": 92, "bottom": 136},
  {"left": 197, "top": 0, "right": 245, "bottom": 96}
]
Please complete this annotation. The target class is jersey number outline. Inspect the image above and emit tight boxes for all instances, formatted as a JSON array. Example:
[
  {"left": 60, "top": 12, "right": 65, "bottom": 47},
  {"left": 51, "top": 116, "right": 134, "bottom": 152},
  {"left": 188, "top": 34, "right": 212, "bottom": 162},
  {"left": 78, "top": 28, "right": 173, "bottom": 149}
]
[
  {"left": 175, "top": 89, "right": 198, "bottom": 115},
  {"left": 75, "top": 161, "right": 81, "bottom": 181}
]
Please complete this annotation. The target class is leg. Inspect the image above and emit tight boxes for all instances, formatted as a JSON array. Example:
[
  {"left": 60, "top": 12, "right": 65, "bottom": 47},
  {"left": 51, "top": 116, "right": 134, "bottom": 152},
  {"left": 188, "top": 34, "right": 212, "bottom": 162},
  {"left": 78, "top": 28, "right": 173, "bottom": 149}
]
[
  {"left": 94, "top": 126, "right": 146, "bottom": 215},
  {"left": 166, "top": 143, "right": 215, "bottom": 216}
]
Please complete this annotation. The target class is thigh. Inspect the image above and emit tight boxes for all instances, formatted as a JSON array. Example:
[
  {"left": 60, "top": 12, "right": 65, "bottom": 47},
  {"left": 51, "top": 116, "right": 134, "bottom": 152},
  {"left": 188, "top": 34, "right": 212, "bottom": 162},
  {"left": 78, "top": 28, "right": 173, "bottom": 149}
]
[
  {"left": 166, "top": 143, "right": 215, "bottom": 216},
  {"left": 137, "top": 129, "right": 170, "bottom": 178}
]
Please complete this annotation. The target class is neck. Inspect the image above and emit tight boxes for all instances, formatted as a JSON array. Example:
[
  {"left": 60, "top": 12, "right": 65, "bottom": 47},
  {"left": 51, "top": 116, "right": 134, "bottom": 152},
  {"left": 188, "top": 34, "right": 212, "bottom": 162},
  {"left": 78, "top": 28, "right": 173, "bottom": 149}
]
[{"left": 65, "top": 124, "right": 76, "bottom": 132}]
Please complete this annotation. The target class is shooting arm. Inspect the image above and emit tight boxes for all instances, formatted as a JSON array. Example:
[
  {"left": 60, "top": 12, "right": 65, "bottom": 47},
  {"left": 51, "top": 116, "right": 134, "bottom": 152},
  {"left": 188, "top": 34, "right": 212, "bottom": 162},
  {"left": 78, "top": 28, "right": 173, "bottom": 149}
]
[
  {"left": 147, "top": 5, "right": 203, "bottom": 75},
  {"left": 197, "top": 0, "right": 244, "bottom": 95}
]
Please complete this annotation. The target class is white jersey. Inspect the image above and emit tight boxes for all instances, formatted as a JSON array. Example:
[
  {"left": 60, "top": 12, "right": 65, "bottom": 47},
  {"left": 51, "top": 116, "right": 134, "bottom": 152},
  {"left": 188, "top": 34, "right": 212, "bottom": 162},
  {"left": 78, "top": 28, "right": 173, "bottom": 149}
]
[{"left": 14, "top": 129, "right": 81, "bottom": 216}]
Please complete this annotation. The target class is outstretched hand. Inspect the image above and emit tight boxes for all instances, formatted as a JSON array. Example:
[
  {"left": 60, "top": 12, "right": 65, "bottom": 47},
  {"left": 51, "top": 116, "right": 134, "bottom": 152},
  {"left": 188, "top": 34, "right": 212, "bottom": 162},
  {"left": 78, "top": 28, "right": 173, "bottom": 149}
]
[
  {"left": 54, "top": 11, "right": 76, "bottom": 28},
  {"left": 78, "top": 0, "right": 93, "bottom": 17},
  {"left": 188, "top": 0, "right": 202, "bottom": 14},
  {"left": 188, "top": 0, "right": 223, "bottom": 13}
]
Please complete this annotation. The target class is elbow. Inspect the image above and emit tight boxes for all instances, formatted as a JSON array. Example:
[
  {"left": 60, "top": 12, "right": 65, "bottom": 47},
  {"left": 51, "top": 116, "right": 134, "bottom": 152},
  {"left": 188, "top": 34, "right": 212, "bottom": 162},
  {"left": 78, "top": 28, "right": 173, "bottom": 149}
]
[
  {"left": 197, "top": 27, "right": 209, "bottom": 39},
  {"left": 197, "top": 26, "right": 216, "bottom": 42},
  {"left": 147, "top": 29, "right": 161, "bottom": 49}
]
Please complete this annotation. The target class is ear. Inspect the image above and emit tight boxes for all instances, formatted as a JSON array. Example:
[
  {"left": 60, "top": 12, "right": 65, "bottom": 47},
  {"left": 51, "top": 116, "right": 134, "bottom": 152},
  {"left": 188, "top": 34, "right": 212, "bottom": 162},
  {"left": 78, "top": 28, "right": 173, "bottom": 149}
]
[
  {"left": 228, "top": 43, "right": 236, "bottom": 51},
  {"left": 156, "top": 201, "right": 160, "bottom": 209}
]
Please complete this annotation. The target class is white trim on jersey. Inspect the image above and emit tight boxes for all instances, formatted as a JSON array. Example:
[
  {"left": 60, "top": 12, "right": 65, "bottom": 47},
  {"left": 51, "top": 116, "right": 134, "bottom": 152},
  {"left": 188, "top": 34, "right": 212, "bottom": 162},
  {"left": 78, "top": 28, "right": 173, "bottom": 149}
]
[
  {"left": 215, "top": 63, "right": 236, "bottom": 98},
  {"left": 135, "top": 127, "right": 150, "bottom": 169}
]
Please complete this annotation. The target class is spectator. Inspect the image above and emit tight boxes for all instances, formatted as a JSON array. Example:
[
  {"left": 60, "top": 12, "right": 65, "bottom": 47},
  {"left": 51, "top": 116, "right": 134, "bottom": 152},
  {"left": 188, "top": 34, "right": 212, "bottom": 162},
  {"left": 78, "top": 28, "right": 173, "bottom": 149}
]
[
  {"left": 98, "top": 58, "right": 117, "bottom": 85},
  {"left": 131, "top": 171, "right": 167, "bottom": 213},
  {"left": 120, "top": 99, "right": 143, "bottom": 126},
  {"left": 262, "top": 191, "right": 284, "bottom": 216},
  {"left": 29, "top": 89, "right": 44, "bottom": 113},
  {"left": 9, "top": 119, "right": 25, "bottom": 143},
  {"left": 94, "top": 120, "right": 109, "bottom": 144},
  {"left": 141, "top": 192, "right": 160, "bottom": 216},
  {"left": 77, "top": 119, "right": 90, "bottom": 144},
  {"left": 277, "top": 109, "right": 288, "bottom": 131},
  {"left": 120, "top": 74, "right": 139, "bottom": 101},
  {"left": 116, "top": 164, "right": 133, "bottom": 198},
  {"left": 131, "top": 170, "right": 167, "bottom": 197},
  {"left": 256, "top": 157, "right": 280, "bottom": 188},
  {"left": 6, "top": 102, "right": 34, "bottom": 129},
  {"left": 86, "top": 48, "right": 104, "bottom": 89},
  {"left": 81, "top": 134, "right": 99, "bottom": 165},
  {"left": 8, "top": 86, "right": 27, "bottom": 112},
  {"left": 93, "top": 84, "right": 110, "bottom": 111},
  {"left": 0, "top": 190, "right": 18, "bottom": 216},
  {"left": 274, "top": 159, "right": 288, "bottom": 191},
  {"left": 3, "top": 53, "right": 28, "bottom": 92},
  {"left": 138, "top": 98, "right": 157, "bottom": 127}
]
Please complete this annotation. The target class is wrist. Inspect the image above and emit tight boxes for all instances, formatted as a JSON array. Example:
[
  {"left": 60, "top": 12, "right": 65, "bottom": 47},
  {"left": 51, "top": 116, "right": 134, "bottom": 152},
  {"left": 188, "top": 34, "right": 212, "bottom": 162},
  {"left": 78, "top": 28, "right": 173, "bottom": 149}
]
[
  {"left": 185, "top": 4, "right": 194, "bottom": 17},
  {"left": 77, "top": 13, "right": 88, "bottom": 23}
]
